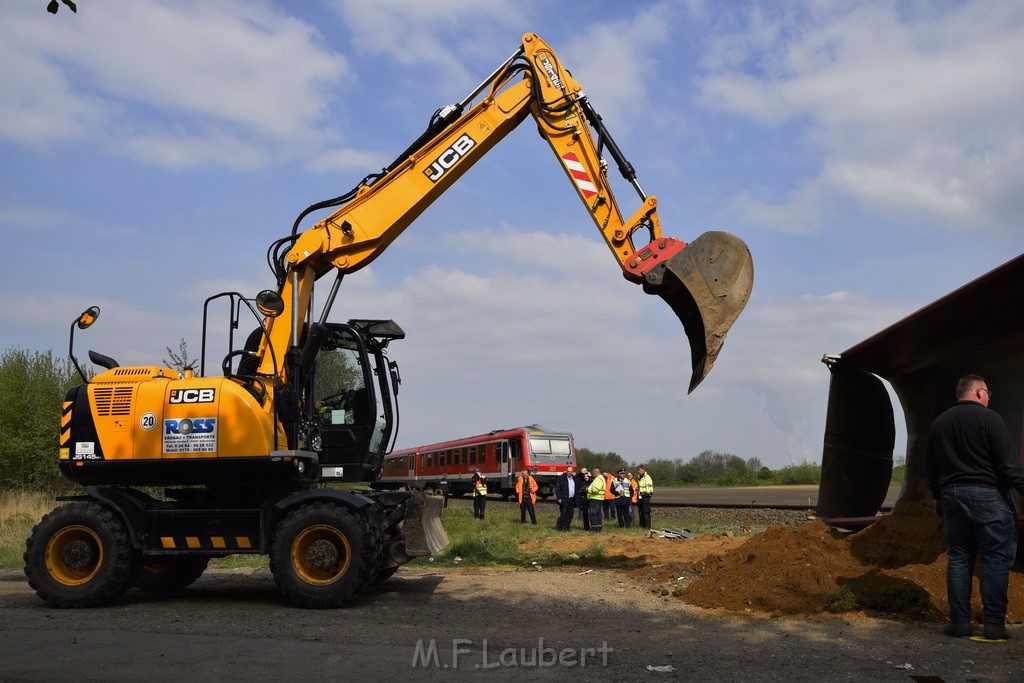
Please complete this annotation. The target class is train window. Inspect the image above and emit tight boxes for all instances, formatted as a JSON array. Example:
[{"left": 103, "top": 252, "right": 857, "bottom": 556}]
[{"left": 469, "top": 446, "right": 476, "bottom": 464}]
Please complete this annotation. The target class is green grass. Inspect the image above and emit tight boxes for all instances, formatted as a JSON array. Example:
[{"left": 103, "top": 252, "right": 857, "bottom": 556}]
[
  {"left": 1, "top": 491, "right": 777, "bottom": 571},
  {"left": 824, "top": 585, "right": 859, "bottom": 613},
  {"left": 825, "top": 579, "right": 930, "bottom": 615},
  {"left": 0, "top": 490, "right": 56, "bottom": 567}
]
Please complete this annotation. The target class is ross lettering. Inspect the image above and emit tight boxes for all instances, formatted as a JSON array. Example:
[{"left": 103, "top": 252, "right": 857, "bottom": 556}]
[
  {"left": 424, "top": 134, "right": 476, "bottom": 182},
  {"left": 164, "top": 418, "right": 216, "bottom": 435},
  {"left": 169, "top": 388, "right": 216, "bottom": 404}
]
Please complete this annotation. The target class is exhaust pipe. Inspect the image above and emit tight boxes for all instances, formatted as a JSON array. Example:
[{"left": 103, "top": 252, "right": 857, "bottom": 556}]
[{"left": 642, "top": 231, "right": 753, "bottom": 392}]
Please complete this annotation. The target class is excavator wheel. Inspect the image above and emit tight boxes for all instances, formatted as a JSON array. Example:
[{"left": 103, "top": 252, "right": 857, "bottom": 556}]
[
  {"left": 136, "top": 556, "right": 210, "bottom": 593},
  {"left": 269, "top": 502, "right": 379, "bottom": 608},
  {"left": 23, "top": 501, "right": 140, "bottom": 608}
]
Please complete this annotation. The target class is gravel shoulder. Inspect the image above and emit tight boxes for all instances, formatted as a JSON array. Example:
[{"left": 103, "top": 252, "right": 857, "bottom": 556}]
[{"left": 3, "top": 528, "right": 1021, "bottom": 682}]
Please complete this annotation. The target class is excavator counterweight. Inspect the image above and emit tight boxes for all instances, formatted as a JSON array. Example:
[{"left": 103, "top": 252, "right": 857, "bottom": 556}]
[{"left": 643, "top": 231, "right": 754, "bottom": 392}]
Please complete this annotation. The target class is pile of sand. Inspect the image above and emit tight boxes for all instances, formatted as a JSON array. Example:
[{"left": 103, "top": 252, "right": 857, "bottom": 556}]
[
  {"left": 682, "top": 507, "right": 1024, "bottom": 621},
  {"left": 518, "top": 501, "right": 1023, "bottom": 621}
]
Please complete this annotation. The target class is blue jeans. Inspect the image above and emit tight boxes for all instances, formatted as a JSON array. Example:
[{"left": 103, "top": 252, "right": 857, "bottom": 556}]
[{"left": 941, "top": 486, "right": 1018, "bottom": 624}]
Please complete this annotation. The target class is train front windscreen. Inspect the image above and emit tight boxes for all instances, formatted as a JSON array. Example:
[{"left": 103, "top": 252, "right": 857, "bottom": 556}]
[{"left": 528, "top": 435, "right": 573, "bottom": 464}]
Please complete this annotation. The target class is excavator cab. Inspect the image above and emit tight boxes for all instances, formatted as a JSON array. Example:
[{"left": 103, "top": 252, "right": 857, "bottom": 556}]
[
  {"left": 641, "top": 232, "right": 754, "bottom": 393},
  {"left": 303, "top": 320, "right": 404, "bottom": 482}
]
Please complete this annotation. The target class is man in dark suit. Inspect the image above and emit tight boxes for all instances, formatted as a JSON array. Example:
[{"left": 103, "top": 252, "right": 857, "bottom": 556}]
[{"left": 554, "top": 466, "right": 577, "bottom": 531}]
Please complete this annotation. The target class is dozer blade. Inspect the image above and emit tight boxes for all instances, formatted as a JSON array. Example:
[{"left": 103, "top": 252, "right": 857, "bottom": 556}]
[
  {"left": 642, "top": 231, "right": 753, "bottom": 393},
  {"left": 399, "top": 490, "right": 449, "bottom": 558}
]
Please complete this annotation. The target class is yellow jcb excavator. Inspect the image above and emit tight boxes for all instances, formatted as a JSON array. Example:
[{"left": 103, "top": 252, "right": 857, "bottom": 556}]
[{"left": 24, "top": 33, "right": 753, "bottom": 608}]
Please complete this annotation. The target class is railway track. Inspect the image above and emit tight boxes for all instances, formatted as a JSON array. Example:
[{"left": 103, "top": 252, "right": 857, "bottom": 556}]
[{"left": 468, "top": 484, "right": 900, "bottom": 512}]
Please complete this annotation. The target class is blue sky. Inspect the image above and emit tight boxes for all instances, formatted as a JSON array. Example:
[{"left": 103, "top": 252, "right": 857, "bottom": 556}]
[{"left": 2, "top": 0, "right": 1021, "bottom": 468}]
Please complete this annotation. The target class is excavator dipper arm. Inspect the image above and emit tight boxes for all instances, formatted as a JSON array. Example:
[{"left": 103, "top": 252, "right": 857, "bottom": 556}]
[{"left": 262, "top": 33, "right": 753, "bottom": 393}]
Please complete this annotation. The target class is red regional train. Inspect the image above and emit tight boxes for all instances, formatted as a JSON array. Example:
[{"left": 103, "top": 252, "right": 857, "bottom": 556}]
[{"left": 372, "top": 425, "right": 576, "bottom": 499}]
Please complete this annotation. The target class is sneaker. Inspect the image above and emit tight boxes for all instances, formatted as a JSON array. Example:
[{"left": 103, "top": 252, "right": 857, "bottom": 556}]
[
  {"left": 983, "top": 623, "right": 1011, "bottom": 640},
  {"left": 943, "top": 622, "right": 972, "bottom": 637}
]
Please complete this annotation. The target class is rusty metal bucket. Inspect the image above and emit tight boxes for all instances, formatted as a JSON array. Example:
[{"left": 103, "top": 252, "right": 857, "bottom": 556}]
[
  {"left": 642, "top": 231, "right": 753, "bottom": 393},
  {"left": 399, "top": 490, "right": 449, "bottom": 558}
]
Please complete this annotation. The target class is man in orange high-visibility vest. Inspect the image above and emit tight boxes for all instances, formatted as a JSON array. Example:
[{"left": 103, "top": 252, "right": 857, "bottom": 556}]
[
  {"left": 603, "top": 469, "right": 616, "bottom": 520},
  {"left": 516, "top": 469, "right": 539, "bottom": 524}
]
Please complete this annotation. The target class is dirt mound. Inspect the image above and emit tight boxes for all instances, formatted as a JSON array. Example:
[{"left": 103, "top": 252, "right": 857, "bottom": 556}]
[
  {"left": 518, "top": 503, "right": 1023, "bottom": 621},
  {"left": 681, "top": 509, "right": 1024, "bottom": 621}
]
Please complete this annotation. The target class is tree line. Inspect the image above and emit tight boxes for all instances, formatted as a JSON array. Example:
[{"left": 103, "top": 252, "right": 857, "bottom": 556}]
[
  {"left": 1, "top": 345, "right": 826, "bottom": 494},
  {"left": 575, "top": 447, "right": 823, "bottom": 487}
]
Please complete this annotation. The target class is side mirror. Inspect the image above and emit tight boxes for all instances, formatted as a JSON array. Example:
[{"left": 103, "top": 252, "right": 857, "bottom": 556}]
[
  {"left": 76, "top": 306, "right": 101, "bottom": 329},
  {"left": 255, "top": 290, "right": 284, "bottom": 318},
  {"left": 70, "top": 305, "right": 101, "bottom": 383}
]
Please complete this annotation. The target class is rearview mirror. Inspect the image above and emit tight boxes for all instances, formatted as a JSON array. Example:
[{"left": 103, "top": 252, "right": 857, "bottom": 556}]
[
  {"left": 255, "top": 290, "right": 284, "bottom": 318},
  {"left": 76, "top": 306, "right": 100, "bottom": 330}
]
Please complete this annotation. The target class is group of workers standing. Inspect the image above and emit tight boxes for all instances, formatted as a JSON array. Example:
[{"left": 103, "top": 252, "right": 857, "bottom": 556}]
[
  {"left": 448, "top": 465, "right": 654, "bottom": 532},
  {"left": 555, "top": 465, "right": 653, "bottom": 533},
  {"left": 510, "top": 465, "right": 653, "bottom": 532},
  {"left": 579, "top": 466, "right": 653, "bottom": 532}
]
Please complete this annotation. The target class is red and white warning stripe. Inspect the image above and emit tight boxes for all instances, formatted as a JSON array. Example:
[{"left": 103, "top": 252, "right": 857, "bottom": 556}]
[{"left": 561, "top": 151, "right": 597, "bottom": 198}]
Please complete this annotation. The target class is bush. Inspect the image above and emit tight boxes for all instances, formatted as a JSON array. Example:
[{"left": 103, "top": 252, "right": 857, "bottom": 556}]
[
  {"left": 0, "top": 349, "right": 81, "bottom": 492},
  {"left": 774, "top": 461, "right": 821, "bottom": 485}
]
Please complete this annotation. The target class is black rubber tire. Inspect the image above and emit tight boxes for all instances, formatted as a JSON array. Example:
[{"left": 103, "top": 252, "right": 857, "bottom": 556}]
[
  {"left": 23, "top": 501, "right": 139, "bottom": 608},
  {"left": 371, "top": 565, "right": 399, "bottom": 584},
  {"left": 136, "top": 556, "right": 210, "bottom": 593},
  {"left": 269, "top": 502, "right": 378, "bottom": 608}
]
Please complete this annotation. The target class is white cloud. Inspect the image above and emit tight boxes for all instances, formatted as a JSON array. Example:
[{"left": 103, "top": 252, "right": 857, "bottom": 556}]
[
  {"left": 697, "top": 0, "right": 1024, "bottom": 233},
  {"left": 0, "top": 0, "right": 350, "bottom": 168},
  {"left": 560, "top": 6, "right": 673, "bottom": 131},
  {"left": 327, "top": 0, "right": 526, "bottom": 86},
  {"left": 702, "top": 289, "right": 914, "bottom": 464}
]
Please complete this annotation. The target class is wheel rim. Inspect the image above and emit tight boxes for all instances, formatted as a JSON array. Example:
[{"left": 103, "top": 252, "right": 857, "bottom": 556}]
[
  {"left": 291, "top": 524, "right": 351, "bottom": 585},
  {"left": 44, "top": 525, "right": 103, "bottom": 586}
]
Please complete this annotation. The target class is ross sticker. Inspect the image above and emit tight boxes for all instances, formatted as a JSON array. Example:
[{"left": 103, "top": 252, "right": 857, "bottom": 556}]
[
  {"left": 163, "top": 417, "right": 217, "bottom": 454},
  {"left": 140, "top": 412, "right": 157, "bottom": 431}
]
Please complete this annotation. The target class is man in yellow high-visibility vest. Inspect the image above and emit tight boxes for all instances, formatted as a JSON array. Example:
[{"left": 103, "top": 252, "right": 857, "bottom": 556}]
[
  {"left": 586, "top": 468, "right": 607, "bottom": 533},
  {"left": 472, "top": 469, "right": 487, "bottom": 520},
  {"left": 636, "top": 465, "right": 654, "bottom": 529}
]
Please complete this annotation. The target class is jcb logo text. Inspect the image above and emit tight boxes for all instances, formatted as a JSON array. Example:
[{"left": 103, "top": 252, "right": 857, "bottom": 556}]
[
  {"left": 424, "top": 134, "right": 475, "bottom": 182},
  {"left": 169, "top": 388, "right": 215, "bottom": 404}
]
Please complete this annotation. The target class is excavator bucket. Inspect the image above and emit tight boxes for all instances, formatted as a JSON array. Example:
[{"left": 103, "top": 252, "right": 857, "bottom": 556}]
[
  {"left": 399, "top": 490, "right": 449, "bottom": 558},
  {"left": 642, "top": 231, "right": 753, "bottom": 393}
]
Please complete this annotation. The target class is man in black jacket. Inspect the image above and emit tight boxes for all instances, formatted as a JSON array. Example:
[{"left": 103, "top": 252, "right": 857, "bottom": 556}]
[
  {"left": 554, "top": 466, "right": 576, "bottom": 531},
  {"left": 927, "top": 374, "right": 1024, "bottom": 641}
]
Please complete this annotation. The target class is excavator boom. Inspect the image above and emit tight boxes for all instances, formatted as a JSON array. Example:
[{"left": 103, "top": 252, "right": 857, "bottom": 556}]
[{"left": 266, "top": 33, "right": 752, "bottom": 392}]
